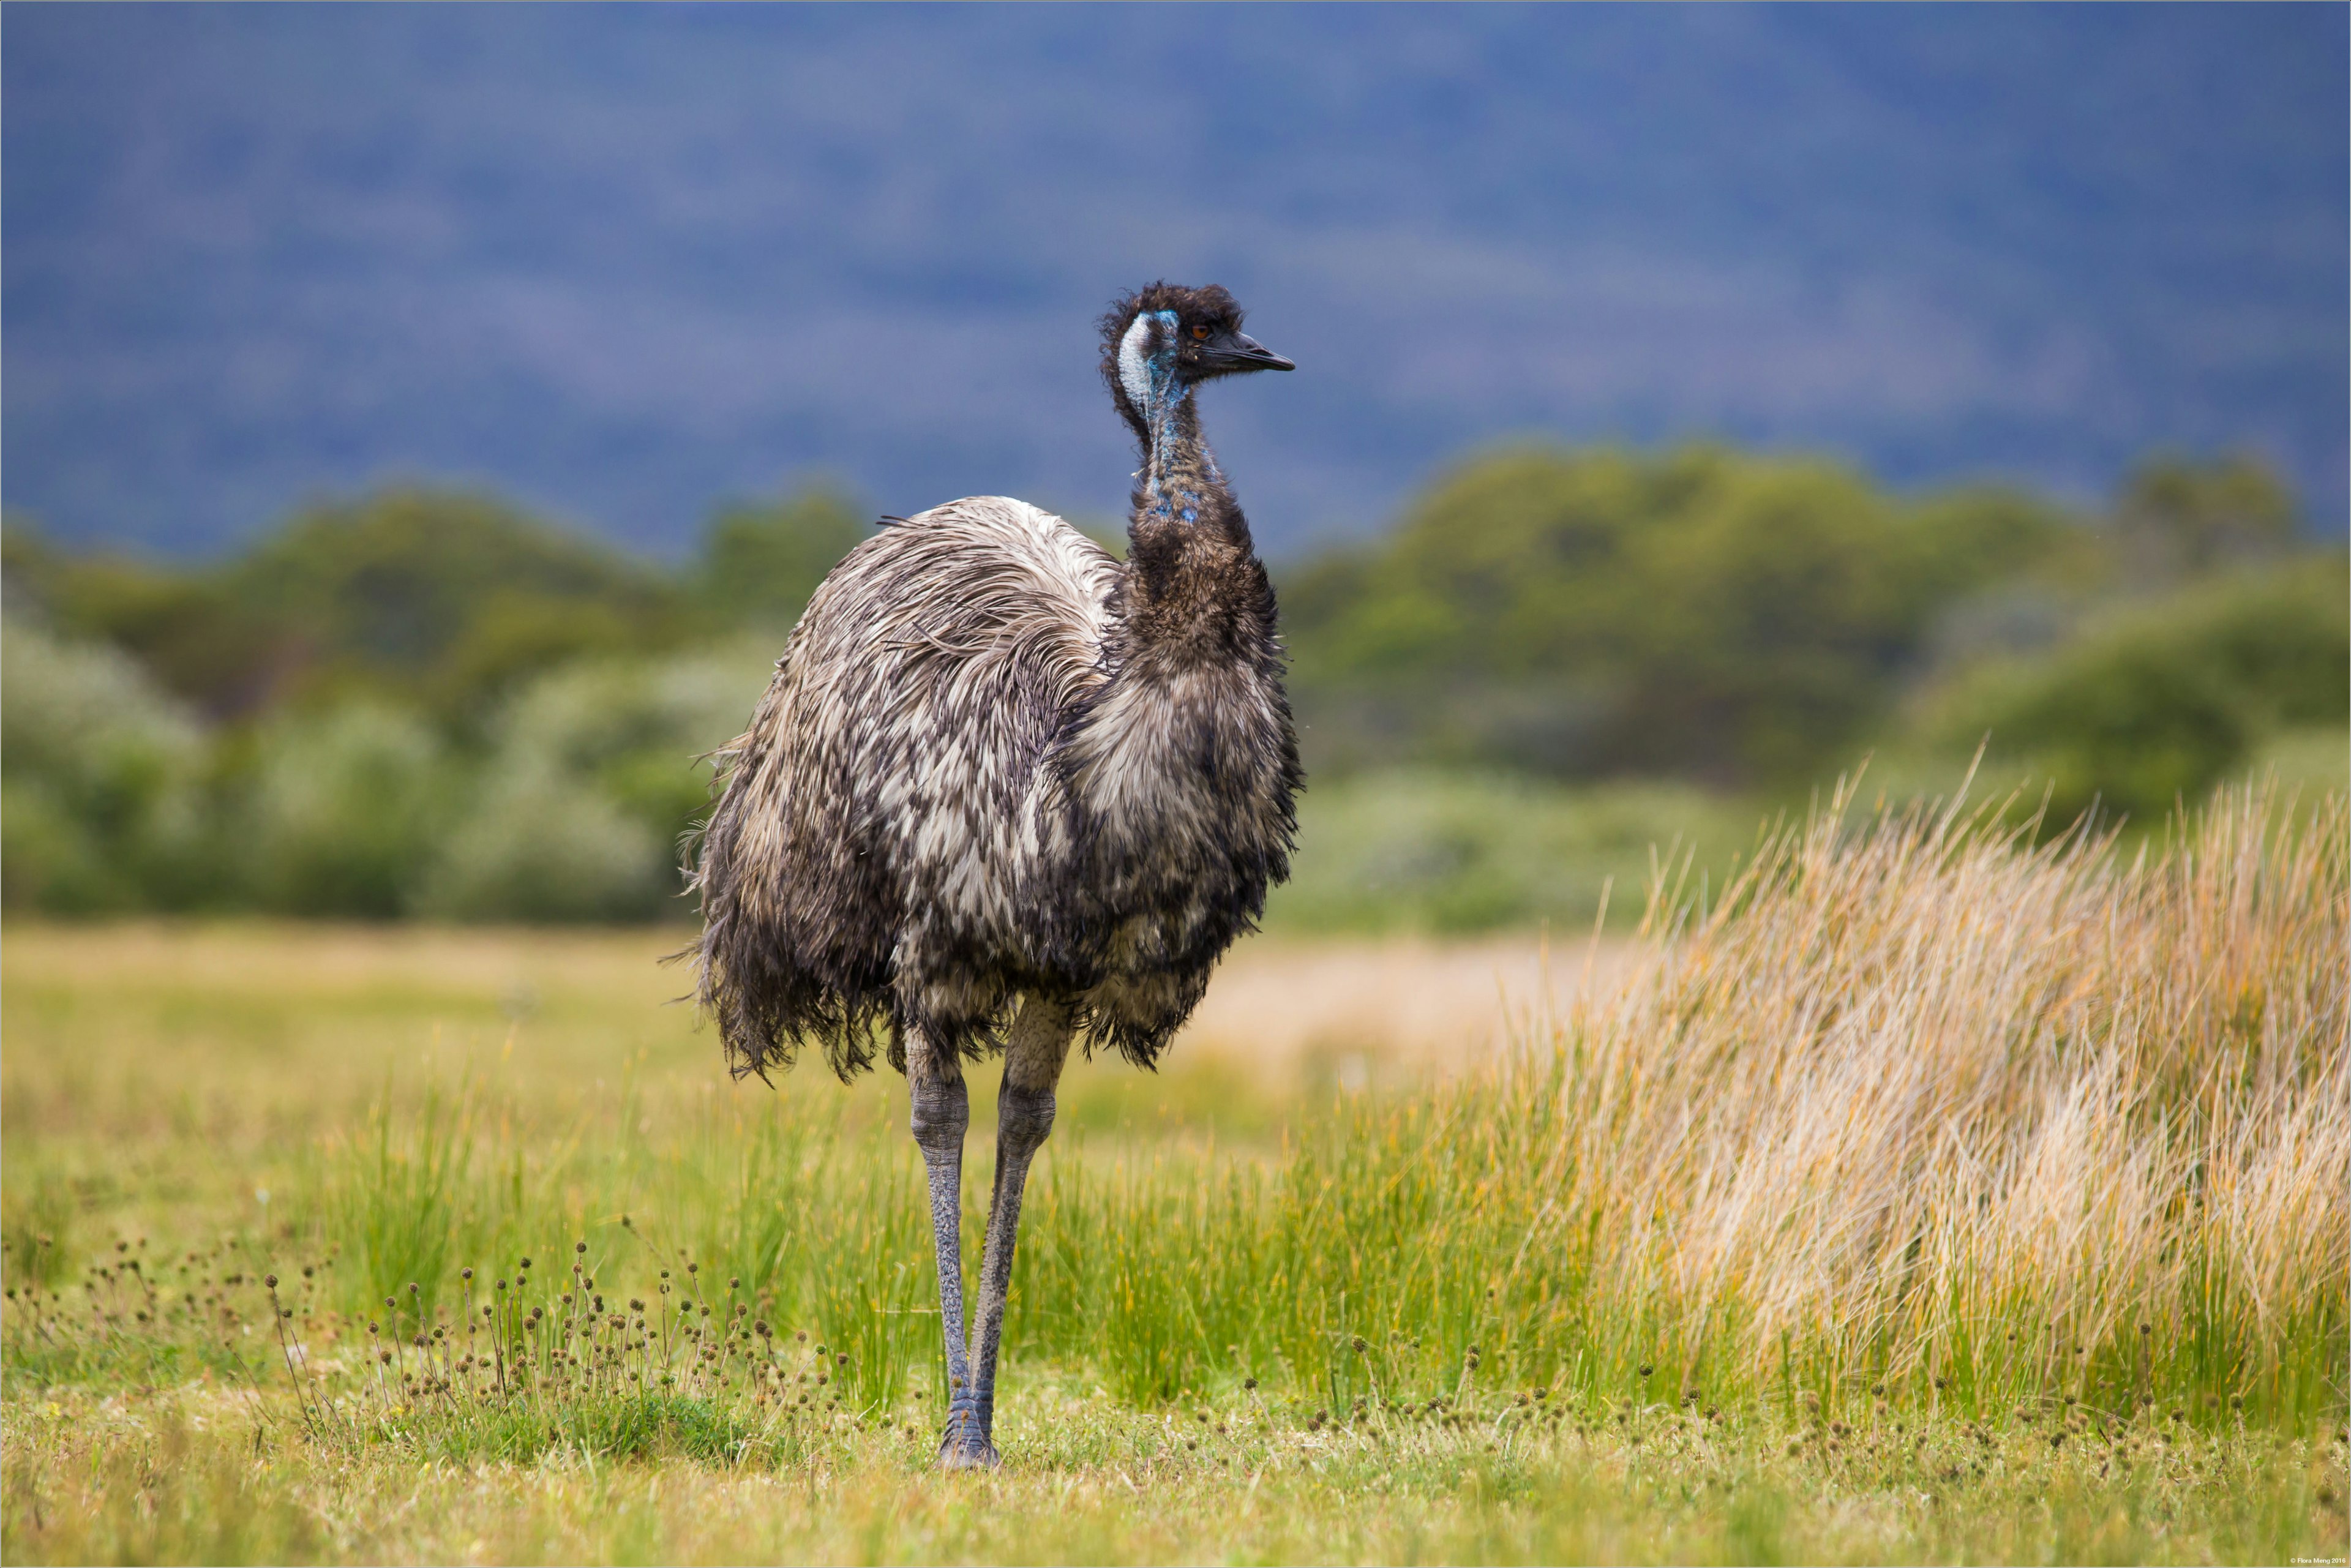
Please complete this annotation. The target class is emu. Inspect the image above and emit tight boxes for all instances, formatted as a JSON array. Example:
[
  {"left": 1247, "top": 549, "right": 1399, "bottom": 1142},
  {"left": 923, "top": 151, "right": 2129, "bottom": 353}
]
[{"left": 691, "top": 283, "right": 1299, "bottom": 1468}]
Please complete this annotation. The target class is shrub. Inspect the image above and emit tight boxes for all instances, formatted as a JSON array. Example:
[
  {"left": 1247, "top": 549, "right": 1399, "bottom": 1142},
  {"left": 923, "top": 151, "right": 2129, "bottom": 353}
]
[
  {"left": 692, "top": 490, "right": 868, "bottom": 632},
  {"left": 1281, "top": 445, "right": 2088, "bottom": 784},
  {"left": 1267, "top": 771, "right": 1757, "bottom": 934},
  {"left": 1924, "top": 562, "right": 2349, "bottom": 825},
  {"left": 413, "top": 647, "right": 769, "bottom": 922},
  {"left": 225, "top": 487, "right": 686, "bottom": 725},
  {"left": 413, "top": 765, "right": 671, "bottom": 924},
  {"left": 0, "top": 621, "right": 211, "bottom": 911},
  {"left": 240, "top": 703, "right": 453, "bottom": 917}
]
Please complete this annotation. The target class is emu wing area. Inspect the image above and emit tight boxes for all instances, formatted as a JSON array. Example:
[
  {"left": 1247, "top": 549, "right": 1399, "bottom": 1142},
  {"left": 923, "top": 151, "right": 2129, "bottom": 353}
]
[{"left": 692, "top": 497, "right": 1120, "bottom": 1080}]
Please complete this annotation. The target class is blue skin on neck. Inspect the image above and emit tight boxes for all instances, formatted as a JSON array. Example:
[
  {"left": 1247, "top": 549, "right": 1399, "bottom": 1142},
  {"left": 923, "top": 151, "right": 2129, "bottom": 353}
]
[
  {"left": 1144, "top": 310, "right": 1182, "bottom": 426},
  {"left": 1141, "top": 312, "right": 1201, "bottom": 524}
]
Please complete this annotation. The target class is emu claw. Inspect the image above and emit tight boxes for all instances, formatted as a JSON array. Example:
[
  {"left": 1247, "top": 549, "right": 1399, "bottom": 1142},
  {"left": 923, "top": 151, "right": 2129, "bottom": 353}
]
[{"left": 937, "top": 1401, "right": 1000, "bottom": 1470}]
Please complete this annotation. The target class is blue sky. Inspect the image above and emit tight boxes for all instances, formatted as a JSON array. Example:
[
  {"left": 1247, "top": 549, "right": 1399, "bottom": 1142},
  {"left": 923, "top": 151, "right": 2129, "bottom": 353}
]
[{"left": 5, "top": 3, "right": 2345, "bottom": 558}]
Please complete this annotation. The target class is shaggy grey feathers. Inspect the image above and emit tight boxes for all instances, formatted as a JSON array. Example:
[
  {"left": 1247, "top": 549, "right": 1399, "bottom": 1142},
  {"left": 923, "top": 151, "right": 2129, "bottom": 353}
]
[{"left": 692, "top": 285, "right": 1299, "bottom": 1082}]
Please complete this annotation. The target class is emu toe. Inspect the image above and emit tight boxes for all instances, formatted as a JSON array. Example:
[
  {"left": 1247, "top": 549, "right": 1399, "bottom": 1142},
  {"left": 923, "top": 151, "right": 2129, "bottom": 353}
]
[
  {"left": 937, "top": 1403, "right": 1000, "bottom": 1470},
  {"left": 938, "top": 1432, "right": 1001, "bottom": 1470}
]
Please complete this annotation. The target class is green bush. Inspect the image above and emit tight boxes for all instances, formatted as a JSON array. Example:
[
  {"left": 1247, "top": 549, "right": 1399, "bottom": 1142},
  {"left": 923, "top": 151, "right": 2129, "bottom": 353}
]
[
  {"left": 414, "top": 647, "right": 770, "bottom": 922},
  {"left": 1266, "top": 770, "right": 1759, "bottom": 934},
  {"left": 0, "top": 782, "right": 111, "bottom": 914},
  {"left": 2112, "top": 452, "right": 2303, "bottom": 580},
  {"left": 692, "top": 490, "right": 868, "bottom": 632},
  {"left": 1922, "top": 561, "right": 2349, "bottom": 825},
  {"left": 0, "top": 621, "right": 212, "bottom": 912},
  {"left": 413, "top": 764, "right": 671, "bottom": 924},
  {"left": 225, "top": 488, "right": 690, "bottom": 727},
  {"left": 491, "top": 647, "right": 769, "bottom": 841},
  {"left": 239, "top": 703, "right": 454, "bottom": 917},
  {"left": 2, "top": 522, "right": 285, "bottom": 717},
  {"left": 1281, "top": 445, "right": 2086, "bottom": 785}
]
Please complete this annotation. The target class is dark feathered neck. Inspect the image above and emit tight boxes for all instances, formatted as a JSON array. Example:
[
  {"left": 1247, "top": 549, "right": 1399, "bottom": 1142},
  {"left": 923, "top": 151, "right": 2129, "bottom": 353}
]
[{"left": 1118, "top": 391, "right": 1273, "bottom": 661}]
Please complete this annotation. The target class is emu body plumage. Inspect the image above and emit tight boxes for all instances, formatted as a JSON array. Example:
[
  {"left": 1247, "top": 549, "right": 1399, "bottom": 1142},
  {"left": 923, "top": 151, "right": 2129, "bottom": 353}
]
[
  {"left": 694, "top": 492, "right": 1295, "bottom": 1078},
  {"left": 689, "top": 283, "right": 1299, "bottom": 1467}
]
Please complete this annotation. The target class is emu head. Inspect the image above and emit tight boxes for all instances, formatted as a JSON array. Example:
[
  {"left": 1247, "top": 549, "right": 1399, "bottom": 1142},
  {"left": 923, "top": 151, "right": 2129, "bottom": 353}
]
[{"left": 1099, "top": 282, "right": 1293, "bottom": 446}]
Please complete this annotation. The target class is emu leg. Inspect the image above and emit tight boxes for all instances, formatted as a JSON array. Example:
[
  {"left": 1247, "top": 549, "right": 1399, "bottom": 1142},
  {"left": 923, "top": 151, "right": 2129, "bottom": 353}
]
[
  {"left": 966, "top": 999, "right": 1075, "bottom": 1461},
  {"left": 907, "top": 1038, "right": 983, "bottom": 1468}
]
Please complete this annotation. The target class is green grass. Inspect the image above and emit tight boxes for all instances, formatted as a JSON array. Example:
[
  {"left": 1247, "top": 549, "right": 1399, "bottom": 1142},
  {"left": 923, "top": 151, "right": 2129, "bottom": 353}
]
[
  {"left": 3, "top": 779, "right": 2345, "bottom": 1563},
  {"left": 7, "top": 1370, "right": 2343, "bottom": 1566}
]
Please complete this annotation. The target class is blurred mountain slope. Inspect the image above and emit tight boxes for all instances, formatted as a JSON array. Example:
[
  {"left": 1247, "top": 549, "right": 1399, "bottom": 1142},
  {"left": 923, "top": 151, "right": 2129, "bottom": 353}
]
[{"left": 5, "top": 6, "right": 2344, "bottom": 555}]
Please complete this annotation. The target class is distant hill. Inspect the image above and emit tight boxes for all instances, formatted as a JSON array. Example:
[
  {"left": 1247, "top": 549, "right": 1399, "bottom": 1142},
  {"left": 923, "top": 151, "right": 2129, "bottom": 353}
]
[{"left": 4, "top": 6, "right": 2344, "bottom": 557}]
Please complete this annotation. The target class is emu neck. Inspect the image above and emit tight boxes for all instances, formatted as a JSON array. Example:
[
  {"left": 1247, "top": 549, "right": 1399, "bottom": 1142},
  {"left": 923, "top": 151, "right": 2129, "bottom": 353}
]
[{"left": 1120, "top": 391, "right": 1268, "bottom": 661}]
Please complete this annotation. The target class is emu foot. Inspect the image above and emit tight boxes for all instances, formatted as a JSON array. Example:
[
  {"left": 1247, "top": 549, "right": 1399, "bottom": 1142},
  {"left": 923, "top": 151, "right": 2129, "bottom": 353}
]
[{"left": 937, "top": 1400, "right": 1000, "bottom": 1470}]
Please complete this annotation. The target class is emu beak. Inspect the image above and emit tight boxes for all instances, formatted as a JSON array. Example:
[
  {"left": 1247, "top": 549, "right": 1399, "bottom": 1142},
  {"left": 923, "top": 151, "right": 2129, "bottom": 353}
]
[{"left": 1209, "top": 332, "right": 1295, "bottom": 373}]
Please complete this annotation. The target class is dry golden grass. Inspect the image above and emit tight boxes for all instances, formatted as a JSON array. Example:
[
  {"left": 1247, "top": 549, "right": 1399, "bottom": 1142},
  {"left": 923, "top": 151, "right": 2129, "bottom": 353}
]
[{"left": 1505, "top": 773, "right": 2348, "bottom": 1406}]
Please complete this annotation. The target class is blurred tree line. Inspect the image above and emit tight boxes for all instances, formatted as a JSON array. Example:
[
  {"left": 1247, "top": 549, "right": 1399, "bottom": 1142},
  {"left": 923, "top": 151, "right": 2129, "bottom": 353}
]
[
  {"left": 1283, "top": 446, "right": 2344, "bottom": 823},
  {"left": 3, "top": 449, "right": 2342, "bottom": 923},
  {"left": 2, "top": 489, "right": 863, "bottom": 919}
]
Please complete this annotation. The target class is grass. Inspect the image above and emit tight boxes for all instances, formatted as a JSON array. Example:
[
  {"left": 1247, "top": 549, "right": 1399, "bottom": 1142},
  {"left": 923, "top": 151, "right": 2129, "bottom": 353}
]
[
  {"left": 2, "top": 777, "right": 2345, "bottom": 1564},
  {"left": 9, "top": 1374, "right": 2342, "bottom": 1565}
]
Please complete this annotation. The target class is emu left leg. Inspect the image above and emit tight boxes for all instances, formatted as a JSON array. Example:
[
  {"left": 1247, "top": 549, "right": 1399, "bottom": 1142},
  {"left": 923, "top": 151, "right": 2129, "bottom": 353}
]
[
  {"left": 906, "top": 1027, "right": 984, "bottom": 1469},
  {"left": 965, "top": 997, "right": 1075, "bottom": 1463}
]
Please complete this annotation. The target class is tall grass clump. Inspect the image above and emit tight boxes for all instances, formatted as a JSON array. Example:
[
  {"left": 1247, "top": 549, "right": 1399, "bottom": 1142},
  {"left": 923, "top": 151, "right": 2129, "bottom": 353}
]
[{"left": 1514, "top": 774, "right": 2342, "bottom": 1416}]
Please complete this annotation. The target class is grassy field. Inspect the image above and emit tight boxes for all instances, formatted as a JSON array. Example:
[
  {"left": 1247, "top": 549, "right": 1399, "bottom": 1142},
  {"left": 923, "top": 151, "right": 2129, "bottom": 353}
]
[{"left": 3, "top": 779, "right": 2345, "bottom": 1565}]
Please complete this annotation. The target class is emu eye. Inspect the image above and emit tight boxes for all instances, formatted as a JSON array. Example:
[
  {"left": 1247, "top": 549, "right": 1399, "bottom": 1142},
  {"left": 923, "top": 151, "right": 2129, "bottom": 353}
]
[{"left": 1190, "top": 323, "right": 1212, "bottom": 342}]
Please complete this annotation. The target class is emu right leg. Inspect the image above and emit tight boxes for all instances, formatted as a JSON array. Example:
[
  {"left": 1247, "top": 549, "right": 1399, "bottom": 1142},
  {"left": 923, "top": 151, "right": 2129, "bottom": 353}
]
[
  {"left": 965, "top": 997, "right": 1075, "bottom": 1458},
  {"left": 907, "top": 1032, "right": 986, "bottom": 1468}
]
